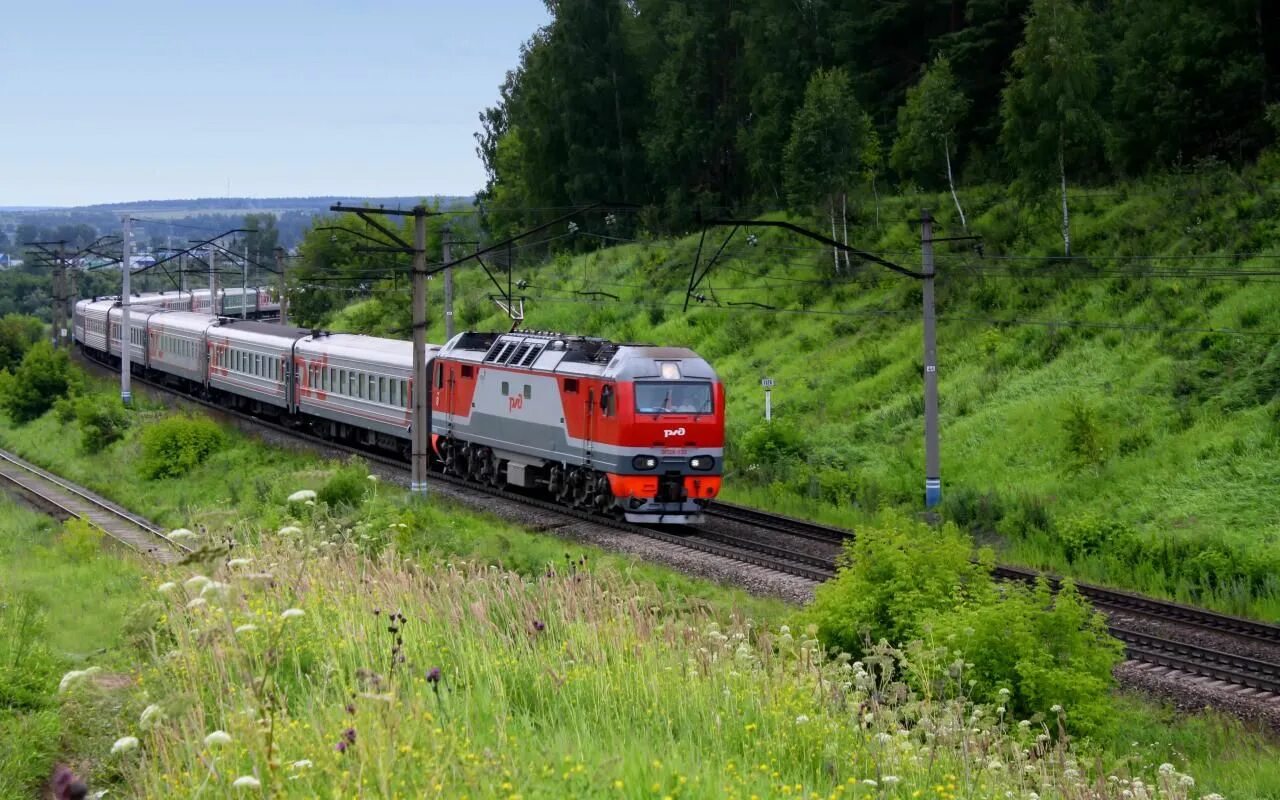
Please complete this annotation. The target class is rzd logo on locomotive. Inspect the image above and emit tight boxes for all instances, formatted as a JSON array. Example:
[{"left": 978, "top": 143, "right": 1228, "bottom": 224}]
[
  {"left": 508, "top": 395, "right": 523, "bottom": 412},
  {"left": 663, "top": 427, "right": 686, "bottom": 438}
]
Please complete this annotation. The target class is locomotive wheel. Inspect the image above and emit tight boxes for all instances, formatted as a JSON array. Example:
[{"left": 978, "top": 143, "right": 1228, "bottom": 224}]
[
  {"left": 550, "top": 464, "right": 572, "bottom": 504},
  {"left": 593, "top": 473, "right": 613, "bottom": 513},
  {"left": 486, "top": 451, "right": 504, "bottom": 488},
  {"left": 572, "top": 467, "right": 593, "bottom": 508}
]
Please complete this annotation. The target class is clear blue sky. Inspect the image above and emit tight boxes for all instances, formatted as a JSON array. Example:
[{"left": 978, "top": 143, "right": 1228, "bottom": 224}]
[{"left": 0, "top": 1, "right": 550, "bottom": 207}]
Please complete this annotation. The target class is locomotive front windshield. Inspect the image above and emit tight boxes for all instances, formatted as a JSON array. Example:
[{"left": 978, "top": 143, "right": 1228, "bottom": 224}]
[{"left": 635, "top": 381, "right": 713, "bottom": 415}]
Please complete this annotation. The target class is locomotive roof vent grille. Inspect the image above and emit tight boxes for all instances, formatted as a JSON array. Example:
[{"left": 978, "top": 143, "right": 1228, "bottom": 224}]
[
  {"left": 520, "top": 345, "right": 543, "bottom": 366},
  {"left": 506, "top": 343, "right": 531, "bottom": 365}
]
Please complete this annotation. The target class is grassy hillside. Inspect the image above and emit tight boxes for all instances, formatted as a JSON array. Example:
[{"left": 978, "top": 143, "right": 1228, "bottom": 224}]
[{"left": 325, "top": 163, "right": 1280, "bottom": 619}]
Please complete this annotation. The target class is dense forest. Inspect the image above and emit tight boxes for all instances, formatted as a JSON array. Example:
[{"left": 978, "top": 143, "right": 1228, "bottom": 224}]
[{"left": 477, "top": 0, "right": 1280, "bottom": 237}]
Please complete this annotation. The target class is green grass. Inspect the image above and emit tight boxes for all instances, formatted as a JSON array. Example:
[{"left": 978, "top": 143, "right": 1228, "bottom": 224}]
[
  {"left": 321, "top": 165, "right": 1280, "bottom": 620},
  {"left": 0, "top": 499, "right": 146, "bottom": 799}
]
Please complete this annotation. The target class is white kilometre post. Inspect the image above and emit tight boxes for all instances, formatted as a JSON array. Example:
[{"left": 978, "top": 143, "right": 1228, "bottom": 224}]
[
  {"left": 761, "top": 376, "right": 773, "bottom": 422},
  {"left": 120, "top": 216, "right": 132, "bottom": 406}
]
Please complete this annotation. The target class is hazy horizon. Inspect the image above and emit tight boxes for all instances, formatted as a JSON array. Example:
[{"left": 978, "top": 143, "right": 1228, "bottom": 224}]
[{"left": 0, "top": 1, "right": 550, "bottom": 207}]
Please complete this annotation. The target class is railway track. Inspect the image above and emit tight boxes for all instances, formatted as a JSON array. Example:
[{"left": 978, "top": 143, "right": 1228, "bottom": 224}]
[
  {"left": 0, "top": 448, "right": 191, "bottom": 563},
  {"left": 77, "top": 356, "right": 1280, "bottom": 702}
]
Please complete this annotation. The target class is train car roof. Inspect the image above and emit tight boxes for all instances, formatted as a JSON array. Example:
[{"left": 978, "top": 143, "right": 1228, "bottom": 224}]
[
  {"left": 147, "top": 312, "right": 217, "bottom": 334},
  {"left": 206, "top": 318, "right": 312, "bottom": 347},
  {"left": 296, "top": 332, "right": 438, "bottom": 368}
]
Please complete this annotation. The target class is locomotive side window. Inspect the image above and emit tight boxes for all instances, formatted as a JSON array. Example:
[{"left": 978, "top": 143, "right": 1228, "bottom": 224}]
[
  {"left": 523, "top": 384, "right": 531, "bottom": 399},
  {"left": 601, "top": 385, "right": 614, "bottom": 416},
  {"left": 436, "top": 363, "right": 444, "bottom": 389},
  {"left": 563, "top": 378, "right": 579, "bottom": 393},
  {"left": 501, "top": 381, "right": 509, "bottom": 396},
  {"left": 461, "top": 365, "right": 474, "bottom": 379},
  {"left": 379, "top": 377, "right": 387, "bottom": 404}
]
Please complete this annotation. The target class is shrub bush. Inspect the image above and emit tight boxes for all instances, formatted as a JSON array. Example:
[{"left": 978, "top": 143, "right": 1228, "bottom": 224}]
[
  {"left": 0, "top": 342, "right": 79, "bottom": 423},
  {"left": 139, "top": 415, "right": 225, "bottom": 479},
  {"left": 804, "top": 511, "right": 1122, "bottom": 734},
  {"left": 74, "top": 395, "right": 130, "bottom": 452},
  {"left": 317, "top": 461, "right": 371, "bottom": 508},
  {"left": 0, "top": 313, "right": 44, "bottom": 373}
]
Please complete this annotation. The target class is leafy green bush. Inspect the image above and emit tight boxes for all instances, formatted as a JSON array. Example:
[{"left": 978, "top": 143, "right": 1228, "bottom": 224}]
[
  {"left": 1062, "top": 396, "right": 1108, "bottom": 470},
  {"left": 57, "top": 518, "right": 104, "bottom": 562},
  {"left": 804, "top": 511, "right": 1122, "bottom": 734},
  {"left": 139, "top": 415, "right": 225, "bottom": 479},
  {"left": 943, "top": 579, "right": 1124, "bottom": 735},
  {"left": 317, "top": 461, "right": 371, "bottom": 508},
  {"left": 805, "top": 511, "right": 987, "bottom": 647},
  {"left": 0, "top": 314, "right": 44, "bottom": 373},
  {"left": 737, "top": 419, "right": 808, "bottom": 469},
  {"left": 74, "top": 395, "right": 130, "bottom": 452},
  {"left": 0, "top": 342, "right": 79, "bottom": 423}
]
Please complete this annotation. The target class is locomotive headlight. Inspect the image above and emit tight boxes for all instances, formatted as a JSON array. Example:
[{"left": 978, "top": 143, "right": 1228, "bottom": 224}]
[
  {"left": 689, "top": 455, "right": 714, "bottom": 471},
  {"left": 633, "top": 455, "right": 659, "bottom": 470}
]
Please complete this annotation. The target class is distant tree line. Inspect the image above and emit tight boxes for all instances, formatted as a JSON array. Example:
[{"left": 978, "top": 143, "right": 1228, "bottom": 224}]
[{"left": 477, "top": 0, "right": 1280, "bottom": 245}]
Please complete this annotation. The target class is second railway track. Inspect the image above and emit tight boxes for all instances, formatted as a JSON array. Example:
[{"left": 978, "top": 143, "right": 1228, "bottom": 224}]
[{"left": 0, "top": 448, "right": 192, "bottom": 563}]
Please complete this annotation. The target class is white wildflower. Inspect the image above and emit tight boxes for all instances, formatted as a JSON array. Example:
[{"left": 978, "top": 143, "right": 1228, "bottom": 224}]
[
  {"left": 227, "top": 558, "right": 251, "bottom": 568},
  {"left": 779, "top": 625, "right": 790, "bottom": 635},
  {"left": 157, "top": 581, "right": 178, "bottom": 595},
  {"left": 280, "top": 608, "right": 305, "bottom": 620},
  {"left": 185, "top": 597, "right": 207, "bottom": 610},
  {"left": 183, "top": 575, "right": 211, "bottom": 592},
  {"left": 1158, "top": 763, "right": 1175, "bottom": 776},
  {"left": 58, "top": 667, "right": 99, "bottom": 693},
  {"left": 882, "top": 776, "right": 900, "bottom": 785},
  {"left": 169, "top": 528, "right": 198, "bottom": 541},
  {"left": 278, "top": 525, "right": 303, "bottom": 536},
  {"left": 204, "top": 730, "right": 232, "bottom": 747},
  {"left": 139, "top": 704, "right": 164, "bottom": 729},
  {"left": 234, "top": 624, "right": 258, "bottom": 635},
  {"left": 1050, "top": 704, "right": 1064, "bottom": 714},
  {"left": 287, "top": 489, "right": 316, "bottom": 503},
  {"left": 291, "top": 759, "right": 313, "bottom": 770},
  {"left": 200, "top": 581, "right": 230, "bottom": 600},
  {"left": 110, "top": 736, "right": 139, "bottom": 754},
  {"left": 794, "top": 714, "right": 809, "bottom": 725},
  {"left": 1203, "top": 794, "right": 1225, "bottom": 800},
  {"left": 232, "top": 776, "right": 261, "bottom": 789},
  {"left": 367, "top": 474, "right": 378, "bottom": 482},
  {"left": 1177, "top": 775, "right": 1194, "bottom": 788},
  {"left": 862, "top": 779, "right": 877, "bottom": 787},
  {"left": 876, "top": 732, "right": 893, "bottom": 744}
]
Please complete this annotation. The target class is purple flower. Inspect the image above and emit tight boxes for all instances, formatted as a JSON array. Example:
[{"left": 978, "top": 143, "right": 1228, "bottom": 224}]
[
  {"left": 343, "top": 727, "right": 357, "bottom": 744},
  {"left": 426, "top": 667, "right": 441, "bottom": 684},
  {"left": 345, "top": 703, "right": 356, "bottom": 715},
  {"left": 335, "top": 740, "right": 348, "bottom": 753},
  {"left": 532, "top": 619, "right": 545, "bottom": 632}
]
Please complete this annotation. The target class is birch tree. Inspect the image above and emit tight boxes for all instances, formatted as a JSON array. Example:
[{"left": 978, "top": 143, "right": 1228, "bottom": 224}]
[
  {"left": 999, "top": 0, "right": 1101, "bottom": 256},
  {"left": 783, "top": 67, "right": 875, "bottom": 272},
  {"left": 891, "top": 56, "right": 971, "bottom": 230}
]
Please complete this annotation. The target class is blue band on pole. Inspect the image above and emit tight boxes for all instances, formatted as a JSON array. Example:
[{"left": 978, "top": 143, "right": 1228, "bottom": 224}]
[{"left": 924, "top": 478, "right": 941, "bottom": 508}]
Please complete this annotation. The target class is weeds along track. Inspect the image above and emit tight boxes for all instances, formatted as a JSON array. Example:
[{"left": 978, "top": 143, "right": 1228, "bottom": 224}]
[
  {"left": 0, "top": 448, "right": 191, "bottom": 563},
  {"left": 80, "top": 358, "right": 1280, "bottom": 704}
]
